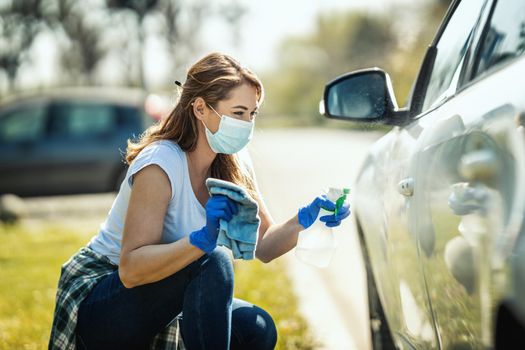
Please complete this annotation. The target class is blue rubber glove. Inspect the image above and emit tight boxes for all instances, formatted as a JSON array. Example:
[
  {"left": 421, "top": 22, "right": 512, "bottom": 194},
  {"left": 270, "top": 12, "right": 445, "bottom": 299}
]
[
  {"left": 298, "top": 195, "right": 337, "bottom": 229},
  {"left": 189, "top": 194, "right": 238, "bottom": 253},
  {"left": 319, "top": 201, "right": 351, "bottom": 227}
]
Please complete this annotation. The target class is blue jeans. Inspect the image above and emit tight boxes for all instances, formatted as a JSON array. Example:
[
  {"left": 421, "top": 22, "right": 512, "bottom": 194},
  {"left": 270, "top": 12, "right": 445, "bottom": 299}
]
[{"left": 76, "top": 248, "right": 277, "bottom": 350}]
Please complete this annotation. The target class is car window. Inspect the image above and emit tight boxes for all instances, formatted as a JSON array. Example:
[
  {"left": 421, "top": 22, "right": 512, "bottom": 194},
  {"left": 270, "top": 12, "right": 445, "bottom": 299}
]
[
  {"left": 421, "top": 0, "right": 485, "bottom": 111},
  {"left": 473, "top": 0, "right": 525, "bottom": 77},
  {"left": 116, "top": 106, "right": 140, "bottom": 128},
  {"left": 0, "top": 105, "right": 47, "bottom": 144},
  {"left": 50, "top": 103, "right": 116, "bottom": 138}
]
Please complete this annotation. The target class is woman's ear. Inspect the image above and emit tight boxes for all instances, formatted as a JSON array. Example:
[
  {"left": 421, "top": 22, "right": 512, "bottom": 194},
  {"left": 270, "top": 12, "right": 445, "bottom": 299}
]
[{"left": 192, "top": 97, "right": 206, "bottom": 121}]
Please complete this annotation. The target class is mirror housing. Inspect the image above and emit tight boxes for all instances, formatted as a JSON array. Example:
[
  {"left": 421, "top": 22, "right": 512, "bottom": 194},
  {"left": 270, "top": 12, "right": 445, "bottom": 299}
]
[{"left": 320, "top": 68, "right": 408, "bottom": 126}]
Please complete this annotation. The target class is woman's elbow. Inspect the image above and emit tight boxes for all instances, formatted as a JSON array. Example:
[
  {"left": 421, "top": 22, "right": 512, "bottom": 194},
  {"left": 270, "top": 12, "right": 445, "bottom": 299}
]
[
  {"left": 118, "top": 267, "right": 135, "bottom": 289},
  {"left": 255, "top": 250, "right": 274, "bottom": 264},
  {"left": 118, "top": 258, "right": 139, "bottom": 289}
]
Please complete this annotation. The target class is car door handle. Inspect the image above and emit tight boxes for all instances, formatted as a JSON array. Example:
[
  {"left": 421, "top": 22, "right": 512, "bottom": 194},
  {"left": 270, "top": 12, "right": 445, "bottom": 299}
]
[{"left": 397, "top": 177, "right": 414, "bottom": 197}]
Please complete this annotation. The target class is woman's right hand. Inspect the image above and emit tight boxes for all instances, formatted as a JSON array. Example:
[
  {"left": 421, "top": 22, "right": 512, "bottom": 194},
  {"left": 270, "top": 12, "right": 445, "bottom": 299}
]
[
  {"left": 189, "top": 195, "right": 238, "bottom": 253},
  {"left": 297, "top": 195, "right": 336, "bottom": 229}
]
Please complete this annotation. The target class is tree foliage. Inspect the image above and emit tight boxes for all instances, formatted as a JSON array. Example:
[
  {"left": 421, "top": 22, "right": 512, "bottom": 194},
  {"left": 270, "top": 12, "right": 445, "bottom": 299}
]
[
  {"left": 262, "top": 11, "right": 396, "bottom": 124},
  {"left": 0, "top": 0, "right": 45, "bottom": 90},
  {"left": 0, "top": 0, "right": 245, "bottom": 96},
  {"left": 260, "top": 1, "right": 452, "bottom": 125}
]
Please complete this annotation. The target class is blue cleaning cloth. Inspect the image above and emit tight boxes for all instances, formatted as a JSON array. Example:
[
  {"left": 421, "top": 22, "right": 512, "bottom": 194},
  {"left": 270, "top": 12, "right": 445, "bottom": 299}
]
[{"left": 205, "top": 178, "right": 260, "bottom": 260}]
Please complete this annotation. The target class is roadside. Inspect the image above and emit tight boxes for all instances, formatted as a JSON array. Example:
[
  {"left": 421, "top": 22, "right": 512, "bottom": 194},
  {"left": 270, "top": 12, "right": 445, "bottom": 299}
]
[{"left": 249, "top": 127, "right": 384, "bottom": 350}]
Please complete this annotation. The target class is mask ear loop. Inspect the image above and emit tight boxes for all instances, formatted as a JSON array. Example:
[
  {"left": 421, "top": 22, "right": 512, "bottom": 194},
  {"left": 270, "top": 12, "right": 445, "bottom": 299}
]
[
  {"left": 195, "top": 102, "right": 221, "bottom": 135},
  {"left": 206, "top": 103, "right": 222, "bottom": 120}
]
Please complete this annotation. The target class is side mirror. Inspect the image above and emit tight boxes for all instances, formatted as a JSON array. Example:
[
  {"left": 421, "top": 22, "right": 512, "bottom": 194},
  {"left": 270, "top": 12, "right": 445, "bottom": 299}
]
[{"left": 320, "top": 68, "right": 407, "bottom": 125}]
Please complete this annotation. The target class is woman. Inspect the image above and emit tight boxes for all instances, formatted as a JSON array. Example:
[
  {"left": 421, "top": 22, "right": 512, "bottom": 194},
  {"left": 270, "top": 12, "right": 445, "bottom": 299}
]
[{"left": 48, "top": 52, "right": 351, "bottom": 350}]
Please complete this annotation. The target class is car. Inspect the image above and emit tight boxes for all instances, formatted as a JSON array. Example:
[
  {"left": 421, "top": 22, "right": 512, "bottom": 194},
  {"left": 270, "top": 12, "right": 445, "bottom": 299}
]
[
  {"left": 0, "top": 87, "right": 159, "bottom": 197},
  {"left": 320, "top": 0, "right": 525, "bottom": 349}
]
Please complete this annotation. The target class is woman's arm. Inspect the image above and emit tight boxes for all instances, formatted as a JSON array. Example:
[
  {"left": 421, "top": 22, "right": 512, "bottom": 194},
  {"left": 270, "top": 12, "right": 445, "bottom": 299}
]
[
  {"left": 251, "top": 176, "right": 349, "bottom": 263},
  {"left": 118, "top": 165, "right": 205, "bottom": 288},
  {"left": 255, "top": 206, "right": 303, "bottom": 263},
  {"left": 246, "top": 168, "right": 302, "bottom": 262}
]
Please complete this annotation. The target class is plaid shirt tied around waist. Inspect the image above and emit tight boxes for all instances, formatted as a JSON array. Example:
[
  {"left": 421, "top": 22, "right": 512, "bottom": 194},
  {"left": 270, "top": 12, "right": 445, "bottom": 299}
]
[{"left": 48, "top": 246, "right": 182, "bottom": 350}]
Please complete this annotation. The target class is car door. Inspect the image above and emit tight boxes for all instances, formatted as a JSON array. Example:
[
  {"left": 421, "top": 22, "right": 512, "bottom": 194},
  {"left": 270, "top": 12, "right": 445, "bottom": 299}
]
[
  {"left": 403, "top": 0, "right": 525, "bottom": 348},
  {"left": 44, "top": 101, "right": 122, "bottom": 194},
  {"left": 355, "top": 1, "right": 491, "bottom": 348},
  {"left": 0, "top": 101, "right": 51, "bottom": 196}
]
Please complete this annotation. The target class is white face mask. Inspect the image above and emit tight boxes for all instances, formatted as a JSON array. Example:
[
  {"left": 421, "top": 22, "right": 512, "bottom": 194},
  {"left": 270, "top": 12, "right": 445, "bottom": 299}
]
[{"left": 203, "top": 104, "right": 254, "bottom": 154}]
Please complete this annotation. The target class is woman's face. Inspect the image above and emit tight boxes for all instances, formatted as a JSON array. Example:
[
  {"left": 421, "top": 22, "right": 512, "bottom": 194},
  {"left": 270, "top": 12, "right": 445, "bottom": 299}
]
[{"left": 200, "top": 83, "right": 259, "bottom": 134}]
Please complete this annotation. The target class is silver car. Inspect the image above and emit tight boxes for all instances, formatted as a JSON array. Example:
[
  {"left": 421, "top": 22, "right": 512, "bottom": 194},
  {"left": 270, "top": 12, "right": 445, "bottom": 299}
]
[{"left": 322, "top": 0, "right": 525, "bottom": 349}]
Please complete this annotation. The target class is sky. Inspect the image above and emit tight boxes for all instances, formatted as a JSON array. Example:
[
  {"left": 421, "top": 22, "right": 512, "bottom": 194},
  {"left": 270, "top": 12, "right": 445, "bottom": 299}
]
[{"left": 11, "top": 0, "right": 422, "bottom": 92}]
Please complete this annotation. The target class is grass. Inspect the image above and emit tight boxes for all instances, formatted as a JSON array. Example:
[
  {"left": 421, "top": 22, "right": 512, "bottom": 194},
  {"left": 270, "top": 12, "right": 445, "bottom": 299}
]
[
  {"left": 0, "top": 223, "right": 90, "bottom": 349},
  {"left": 0, "top": 222, "right": 316, "bottom": 349}
]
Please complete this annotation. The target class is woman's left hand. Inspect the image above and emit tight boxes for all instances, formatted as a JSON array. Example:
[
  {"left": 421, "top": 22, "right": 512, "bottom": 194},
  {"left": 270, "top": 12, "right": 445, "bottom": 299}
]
[{"left": 319, "top": 201, "right": 351, "bottom": 227}]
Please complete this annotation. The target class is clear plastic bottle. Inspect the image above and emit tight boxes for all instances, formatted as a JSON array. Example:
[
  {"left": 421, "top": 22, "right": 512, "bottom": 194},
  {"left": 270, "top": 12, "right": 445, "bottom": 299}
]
[{"left": 295, "top": 187, "right": 350, "bottom": 268}]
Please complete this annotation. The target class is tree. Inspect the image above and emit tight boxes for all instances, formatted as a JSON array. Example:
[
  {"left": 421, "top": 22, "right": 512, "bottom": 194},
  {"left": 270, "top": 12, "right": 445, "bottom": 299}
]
[
  {"left": 0, "top": 0, "right": 249, "bottom": 95},
  {"left": 261, "top": 0, "right": 453, "bottom": 124},
  {"left": 157, "top": 0, "right": 206, "bottom": 83},
  {"left": 52, "top": 0, "right": 109, "bottom": 85},
  {"left": 0, "top": 0, "right": 44, "bottom": 93},
  {"left": 262, "top": 11, "right": 396, "bottom": 124},
  {"left": 106, "top": 0, "right": 159, "bottom": 88}
]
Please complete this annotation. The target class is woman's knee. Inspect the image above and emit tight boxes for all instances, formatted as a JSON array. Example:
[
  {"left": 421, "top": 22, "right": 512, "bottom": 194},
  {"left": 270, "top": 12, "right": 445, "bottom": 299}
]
[
  {"left": 254, "top": 307, "right": 278, "bottom": 349},
  {"left": 231, "top": 302, "right": 278, "bottom": 350},
  {"left": 199, "top": 247, "right": 234, "bottom": 289},
  {"left": 201, "top": 247, "right": 233, "bottom": 281}
]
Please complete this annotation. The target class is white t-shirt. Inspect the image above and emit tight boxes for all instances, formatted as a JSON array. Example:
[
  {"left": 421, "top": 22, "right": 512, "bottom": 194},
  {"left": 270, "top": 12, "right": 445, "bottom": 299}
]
[{"left": 88, "top": 140, "right": 219, "bottom": 265}]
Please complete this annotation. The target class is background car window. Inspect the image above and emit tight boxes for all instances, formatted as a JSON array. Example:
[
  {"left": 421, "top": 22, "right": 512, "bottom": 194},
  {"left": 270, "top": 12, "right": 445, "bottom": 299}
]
[
  {"left": 473, "top": 0, "right": 525, "bottom": 77},
  {"left": 50, "top": 103, "right": 116, "bottom": 138},
  {"left": 0, "top": 105, "right": 47, "bottom": 143},
  {"left": 421, "top": 0, "right": 485, "bottom": 111},
  {"left": 116, "top": 105, "right": 141, "bottom": 128}
]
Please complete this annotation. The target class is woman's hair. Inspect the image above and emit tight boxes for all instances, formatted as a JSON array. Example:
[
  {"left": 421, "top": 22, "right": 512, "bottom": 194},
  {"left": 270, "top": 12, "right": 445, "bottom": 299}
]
[{"left": 125, "top": 52, "right": 264, "bottom": 200}]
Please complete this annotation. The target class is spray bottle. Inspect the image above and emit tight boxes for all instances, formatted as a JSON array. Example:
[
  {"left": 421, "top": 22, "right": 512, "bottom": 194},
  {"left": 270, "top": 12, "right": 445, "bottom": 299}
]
[{"left": 295, "top": 187, "right": 350, "bottom": 268}]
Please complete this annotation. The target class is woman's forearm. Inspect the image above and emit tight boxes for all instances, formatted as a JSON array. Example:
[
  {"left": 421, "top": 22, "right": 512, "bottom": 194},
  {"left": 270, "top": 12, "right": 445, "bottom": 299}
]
[
  {"left": 119, "top": 237, "right": 204, "bottom": 288},
  {"left": 255, "top": 214, "right": 304, "bottom": 263},
  {"left": 121, "top": 212, "right": 306, "bottom": 285}
]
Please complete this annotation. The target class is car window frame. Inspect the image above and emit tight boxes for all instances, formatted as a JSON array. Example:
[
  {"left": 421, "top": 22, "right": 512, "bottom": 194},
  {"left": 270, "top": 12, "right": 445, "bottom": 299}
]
[
  {"left": 408, "top": 0, "right": 490, "bottom": 119},
  {"left": 47, "top": 100, "right": 119, "bottom": 140},
  {"left": 463, "top": 0, "right": 525, "bottom": 88}
]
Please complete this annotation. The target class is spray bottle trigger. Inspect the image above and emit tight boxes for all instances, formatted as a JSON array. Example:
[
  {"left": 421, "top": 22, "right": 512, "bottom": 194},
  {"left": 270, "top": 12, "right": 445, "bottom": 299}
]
[{"left": 334, "top": 188, "right": 350, "bottom": 216}]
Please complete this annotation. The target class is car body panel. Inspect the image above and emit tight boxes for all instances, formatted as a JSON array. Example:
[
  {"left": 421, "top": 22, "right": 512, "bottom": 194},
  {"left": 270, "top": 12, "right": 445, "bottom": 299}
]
[
  {"left": 348, "top": 0, "right": 525, "bottom": 346},
  {"left": 355, "top": 43, "right": 525, "bottom": 350},
  {"left": 355, "top": 126, "right": 439, "bottom": 348}
]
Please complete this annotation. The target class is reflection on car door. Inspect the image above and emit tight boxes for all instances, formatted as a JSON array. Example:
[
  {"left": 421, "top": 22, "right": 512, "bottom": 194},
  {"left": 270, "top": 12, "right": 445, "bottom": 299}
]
[{"left": 357, "top": 125, "right": 438, "bottom": 348}]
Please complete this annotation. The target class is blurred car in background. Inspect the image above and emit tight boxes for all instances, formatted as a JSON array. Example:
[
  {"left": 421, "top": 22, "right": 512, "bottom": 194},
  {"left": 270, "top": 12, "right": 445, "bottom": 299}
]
[
  {"left": 0, "top": 87, "right": 162, "bottom": 197},
  {"left": 321, "top": 0, "right": 525, "bottom": 349}
]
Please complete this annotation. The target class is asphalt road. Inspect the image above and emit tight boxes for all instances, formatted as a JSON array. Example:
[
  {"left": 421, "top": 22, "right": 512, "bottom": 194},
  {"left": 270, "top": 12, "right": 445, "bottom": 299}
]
[
  {"left": 21, "top": 127, "right": 384, "bottom": 349},
  {"left": 248, "top": 128, "right": 383, "bottom": 350}
]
